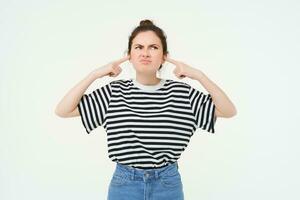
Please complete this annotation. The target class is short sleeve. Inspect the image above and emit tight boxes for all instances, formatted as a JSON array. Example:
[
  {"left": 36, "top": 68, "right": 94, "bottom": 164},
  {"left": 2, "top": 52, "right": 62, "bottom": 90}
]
[
  {"left": 188, "top": 86, "right": 217, "bottom": 133},
  {"left": 77, "top": 82, "right": 112, "bottom": 134}
]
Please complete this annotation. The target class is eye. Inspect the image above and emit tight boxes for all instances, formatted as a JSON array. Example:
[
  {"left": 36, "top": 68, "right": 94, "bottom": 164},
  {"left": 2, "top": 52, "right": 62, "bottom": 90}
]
[
  {"left": 151, "top": 46, "right": 158, "bottom": 49},
  {"left": 135, "top": 46, "right": 142, "bottom": 49}
]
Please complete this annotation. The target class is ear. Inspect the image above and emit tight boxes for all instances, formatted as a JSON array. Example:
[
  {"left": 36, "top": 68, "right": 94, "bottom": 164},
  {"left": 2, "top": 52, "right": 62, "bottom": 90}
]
[
  {"left": 162, "top": 54, "right": 168, "bottom": 64},
  {"left": 127, "top": 52, "right": 131, "bottom": 63}
]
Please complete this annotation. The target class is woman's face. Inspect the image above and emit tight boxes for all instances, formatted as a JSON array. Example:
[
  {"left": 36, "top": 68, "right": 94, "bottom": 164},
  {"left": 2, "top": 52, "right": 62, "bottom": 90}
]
[{"left": 129, "top": 31, "right": 166, "bottom": 74}]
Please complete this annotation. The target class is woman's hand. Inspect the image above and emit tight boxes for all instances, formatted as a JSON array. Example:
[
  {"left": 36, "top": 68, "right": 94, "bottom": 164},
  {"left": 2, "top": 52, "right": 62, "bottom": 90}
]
[
  {"left": 91, "top": 55, "right": 130, "bottom": 78},
  {"left": 165, "top": 57, "right": 204, "bottom": 80}
]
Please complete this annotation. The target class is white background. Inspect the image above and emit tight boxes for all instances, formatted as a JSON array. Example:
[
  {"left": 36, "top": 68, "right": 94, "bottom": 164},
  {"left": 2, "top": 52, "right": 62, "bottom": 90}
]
[{"left": 1, "top": 0, "right": 299, "bottom": 199}]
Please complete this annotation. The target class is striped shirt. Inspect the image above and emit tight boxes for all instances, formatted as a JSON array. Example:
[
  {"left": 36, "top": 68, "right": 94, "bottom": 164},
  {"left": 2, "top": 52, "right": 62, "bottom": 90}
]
[{"left": 78, "top": 78, "right": 217, "bottom": 169}]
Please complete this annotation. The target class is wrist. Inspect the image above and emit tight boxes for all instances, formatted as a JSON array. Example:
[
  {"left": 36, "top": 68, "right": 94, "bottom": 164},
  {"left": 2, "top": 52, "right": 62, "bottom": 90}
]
[
  {"left": 88, "top": 71, "right": 101, "bottom": 80},
  {"left": 89, "top": 70, "right": 104, "bottom": 80},
  {"left": 193, "top": 69, "right": 205, "bottom": 80}
]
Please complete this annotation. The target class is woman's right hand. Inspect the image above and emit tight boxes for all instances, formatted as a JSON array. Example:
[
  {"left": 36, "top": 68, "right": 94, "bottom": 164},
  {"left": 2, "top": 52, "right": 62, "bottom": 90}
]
[{"left": 92, "top": 55, "right": 130, "bottom": 78}]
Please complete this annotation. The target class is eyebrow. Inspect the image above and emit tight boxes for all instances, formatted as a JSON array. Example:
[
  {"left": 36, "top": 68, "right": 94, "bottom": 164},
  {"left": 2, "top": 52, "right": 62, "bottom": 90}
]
[{"left": 133, "top": 44, "right": 160, "bottom": 47}]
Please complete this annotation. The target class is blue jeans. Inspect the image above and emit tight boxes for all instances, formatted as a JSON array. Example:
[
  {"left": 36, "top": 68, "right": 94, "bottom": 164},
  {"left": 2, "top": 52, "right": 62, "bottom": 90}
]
[{"left": 107, "top": 161, "right": 184, "bottom": 200}]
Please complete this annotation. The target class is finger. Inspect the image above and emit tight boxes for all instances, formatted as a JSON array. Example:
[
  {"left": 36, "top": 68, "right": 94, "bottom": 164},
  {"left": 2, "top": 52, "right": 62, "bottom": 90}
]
[
  {"left": 173, "top": 70, "right": 179, "bottom": 77},
  {"left": 113, "top": 68, "right": 120, "bottom": 74},
  {"left": 114, "top": 55, "right": 130, "bottom": 65},
  {"left": 116, "top": 67, "right": 122, "bottom": 73},
  {"left": 165, "top": 57, "right": 178, "bottom": 65}
]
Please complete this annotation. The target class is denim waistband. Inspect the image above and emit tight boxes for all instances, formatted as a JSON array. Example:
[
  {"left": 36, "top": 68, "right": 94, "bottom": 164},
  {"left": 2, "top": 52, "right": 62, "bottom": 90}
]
[{"left": 114, "top": 162, "right": 179, "bottom": 180}]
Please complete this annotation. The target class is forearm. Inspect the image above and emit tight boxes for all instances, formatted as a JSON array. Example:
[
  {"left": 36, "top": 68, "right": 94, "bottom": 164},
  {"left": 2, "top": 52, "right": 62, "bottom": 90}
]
[
  {"left": 55, "top": 72, "right": 101, "bottom": 117},
  {"left": 194, "top": 70, "right": 237, "bottom": 117}
]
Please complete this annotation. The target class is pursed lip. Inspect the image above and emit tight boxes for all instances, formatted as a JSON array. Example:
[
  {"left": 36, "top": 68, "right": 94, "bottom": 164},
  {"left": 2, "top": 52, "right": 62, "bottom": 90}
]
[{"left": 140, "top": 59, "right": 151, "bottom": 63}]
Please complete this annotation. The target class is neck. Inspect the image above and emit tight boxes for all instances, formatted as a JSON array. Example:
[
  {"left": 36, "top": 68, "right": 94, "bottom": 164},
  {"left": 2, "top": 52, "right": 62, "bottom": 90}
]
[{"left": 135, "top": 73, "right": 161, "bottom": 85}]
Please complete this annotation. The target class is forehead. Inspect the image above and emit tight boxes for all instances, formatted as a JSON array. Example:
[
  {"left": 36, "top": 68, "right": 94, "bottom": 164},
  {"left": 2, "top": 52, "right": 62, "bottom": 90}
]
[{"left": 132, "top": 31, "right": 162, "bottom": 45}]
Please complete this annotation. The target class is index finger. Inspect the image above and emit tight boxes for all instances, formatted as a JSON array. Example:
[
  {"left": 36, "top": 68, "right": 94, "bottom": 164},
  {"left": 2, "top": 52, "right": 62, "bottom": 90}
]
[
  {"left": 114, "top": 55, "right": 130, "bottom": 65},
  {"left": 165, "top": 56, "right": 178, "bottom": 65}
]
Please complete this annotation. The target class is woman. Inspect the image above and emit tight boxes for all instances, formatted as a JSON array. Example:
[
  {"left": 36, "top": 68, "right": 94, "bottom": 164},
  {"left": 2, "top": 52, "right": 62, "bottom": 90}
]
[{"left": 55, "top": 19, "right": 237, "bottom": 200}]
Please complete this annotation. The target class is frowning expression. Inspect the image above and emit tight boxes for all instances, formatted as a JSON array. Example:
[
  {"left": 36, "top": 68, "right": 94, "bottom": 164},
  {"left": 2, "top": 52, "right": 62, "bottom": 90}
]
[{"left": 129, "top": 31, "right": 166, "bottom": 73}]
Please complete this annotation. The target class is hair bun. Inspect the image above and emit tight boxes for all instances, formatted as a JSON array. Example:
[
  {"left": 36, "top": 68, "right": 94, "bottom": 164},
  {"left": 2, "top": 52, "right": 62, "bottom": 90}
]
[{"left": 139, "top": 19, "right": 154, "bottom": 26}]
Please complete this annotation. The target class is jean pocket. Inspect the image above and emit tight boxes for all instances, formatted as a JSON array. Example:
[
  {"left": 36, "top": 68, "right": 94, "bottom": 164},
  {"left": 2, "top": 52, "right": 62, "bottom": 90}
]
[
  {"left": 110, "top": 172, "right": 129, "bottom": 187},
  {"left": 159, "top": 169, "right": 182, "bottom": 188}
]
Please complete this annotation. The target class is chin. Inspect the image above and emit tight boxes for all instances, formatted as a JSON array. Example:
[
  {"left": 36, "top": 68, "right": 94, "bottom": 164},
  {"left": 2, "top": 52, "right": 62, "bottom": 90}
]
[
  {"left": 134, "top": 63, "right": 159, "bottom": 69},
  {"left": 134, "top": 67, "right": 157, "bottom": 74}
]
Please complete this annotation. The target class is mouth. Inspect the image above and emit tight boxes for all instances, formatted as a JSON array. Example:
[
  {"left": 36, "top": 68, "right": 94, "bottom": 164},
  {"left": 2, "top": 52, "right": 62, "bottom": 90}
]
[{"left": 140, "top": 60, "right": 152, "bottom": 64}]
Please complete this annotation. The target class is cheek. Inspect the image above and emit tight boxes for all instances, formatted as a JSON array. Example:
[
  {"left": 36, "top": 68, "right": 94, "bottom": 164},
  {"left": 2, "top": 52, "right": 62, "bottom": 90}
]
[
  {"left": 130, "top": 52, "right": 138, "bottom": 61},
  {"left": 154, "top": 50, "right": 163, "bottom": 58},
  {"left": 153, "top": 53, "right": 164, "bottom": 62}
]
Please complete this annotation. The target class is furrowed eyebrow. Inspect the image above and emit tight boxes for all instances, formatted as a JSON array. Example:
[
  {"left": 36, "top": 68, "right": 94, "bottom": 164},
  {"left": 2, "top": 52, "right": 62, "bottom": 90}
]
[{"left": 134, "top": 44, "right": 160, "bottom": 47}]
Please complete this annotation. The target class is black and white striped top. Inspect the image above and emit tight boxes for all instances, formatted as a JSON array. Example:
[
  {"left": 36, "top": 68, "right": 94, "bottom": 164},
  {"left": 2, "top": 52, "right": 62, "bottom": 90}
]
[{"left": 78, "top": 78, "right": 217, "bottom": 169}]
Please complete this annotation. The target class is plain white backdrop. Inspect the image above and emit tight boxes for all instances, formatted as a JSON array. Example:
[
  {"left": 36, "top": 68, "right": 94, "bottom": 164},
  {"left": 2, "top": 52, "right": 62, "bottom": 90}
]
[{"left": 1, "top": 0, "right": 299, "bottom": 199}]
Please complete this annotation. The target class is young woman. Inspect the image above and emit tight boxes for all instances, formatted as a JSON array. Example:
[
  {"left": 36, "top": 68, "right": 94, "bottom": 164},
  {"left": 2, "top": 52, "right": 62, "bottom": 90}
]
[{"left": 55, "top": 19, "right": 237, "bottom": 200}]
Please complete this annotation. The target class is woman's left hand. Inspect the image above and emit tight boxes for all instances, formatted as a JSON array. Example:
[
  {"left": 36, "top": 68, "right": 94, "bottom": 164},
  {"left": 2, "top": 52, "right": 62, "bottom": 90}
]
[{"left": 165, "top": 57, "right": 204, "bottom": 80}]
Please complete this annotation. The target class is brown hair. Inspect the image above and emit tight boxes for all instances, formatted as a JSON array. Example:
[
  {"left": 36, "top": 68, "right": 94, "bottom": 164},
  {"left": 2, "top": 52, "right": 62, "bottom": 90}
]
[{"left": 127, "top": 19, "right": 168, "bottom": 70}]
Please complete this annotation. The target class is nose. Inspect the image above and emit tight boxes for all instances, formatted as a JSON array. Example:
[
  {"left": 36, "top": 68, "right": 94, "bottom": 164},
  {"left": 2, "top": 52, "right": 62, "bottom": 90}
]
[{"left": 141, "top": 49, "right": 150, "bottom": 57}]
